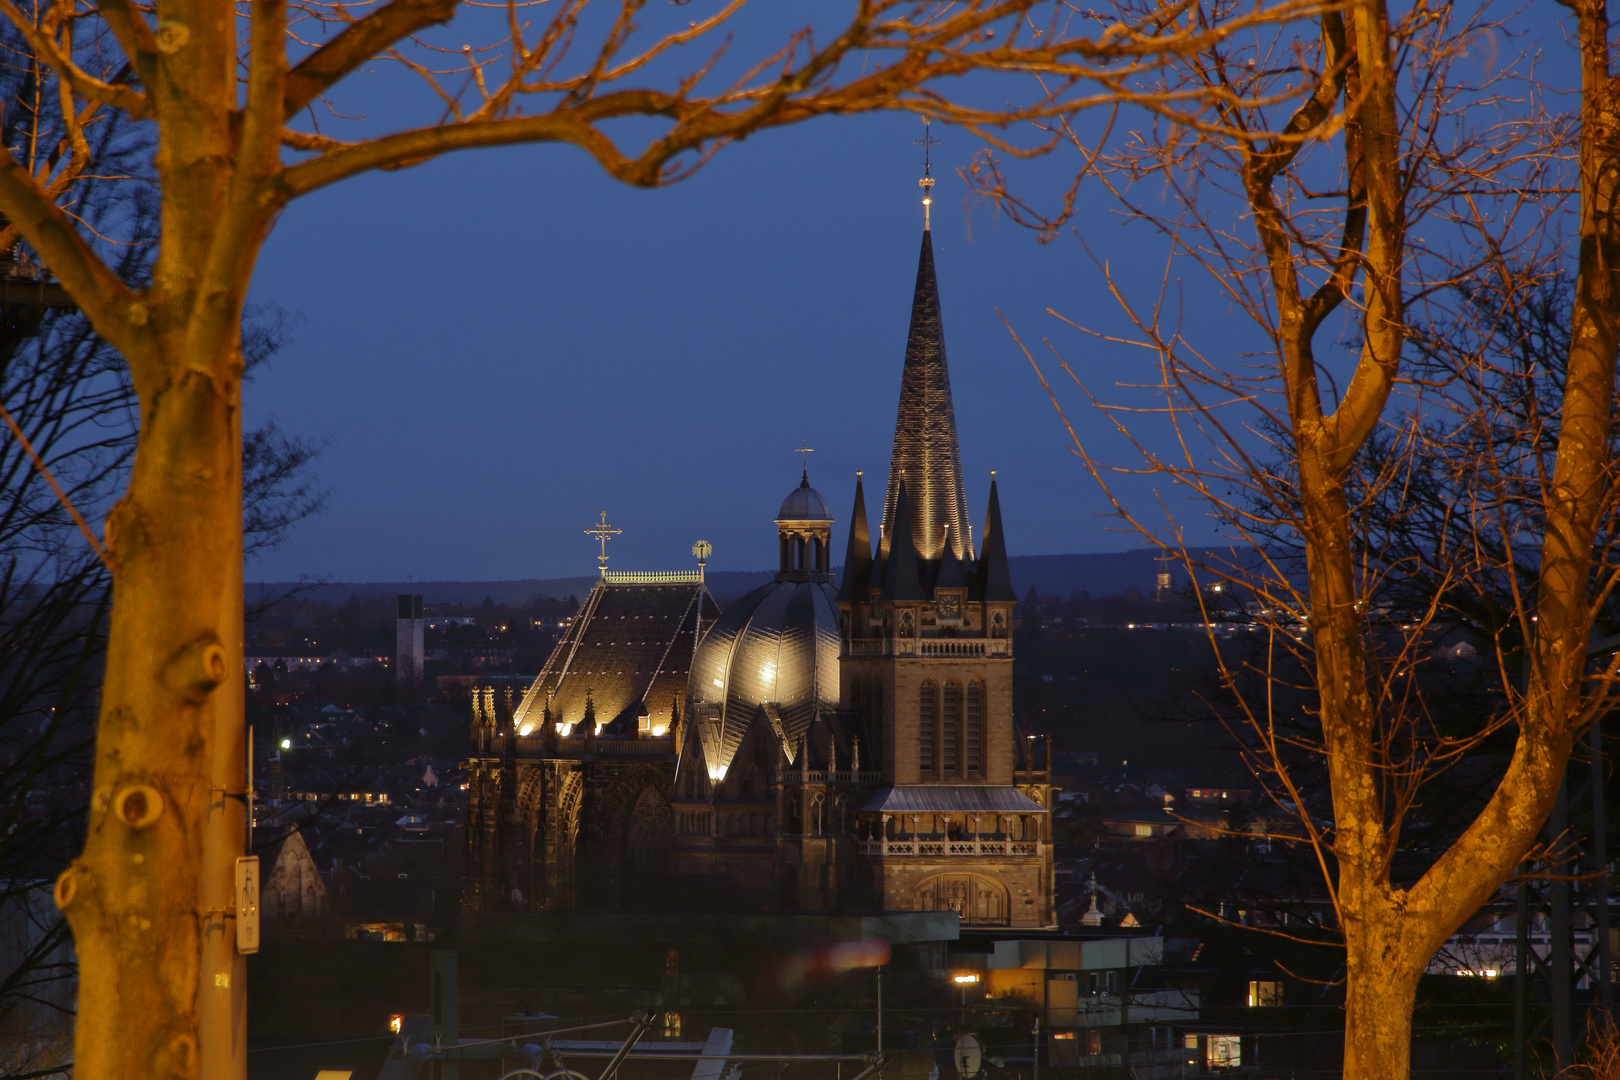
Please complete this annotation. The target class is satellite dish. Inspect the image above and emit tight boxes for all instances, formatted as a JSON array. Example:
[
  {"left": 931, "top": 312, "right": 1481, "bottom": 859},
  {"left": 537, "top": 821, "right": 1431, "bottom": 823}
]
[{"left": 954, "top": 1033, "right": 983, "bottom": 1079}]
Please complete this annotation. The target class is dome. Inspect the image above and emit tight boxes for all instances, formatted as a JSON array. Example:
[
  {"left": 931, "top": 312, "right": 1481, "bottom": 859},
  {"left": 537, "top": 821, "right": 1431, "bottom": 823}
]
[
  {"left": 687, "top": 577, "right": 840, "bottom": 774},
  {"left": 777, "top": 476, "right": 832, "bottom": 522}
]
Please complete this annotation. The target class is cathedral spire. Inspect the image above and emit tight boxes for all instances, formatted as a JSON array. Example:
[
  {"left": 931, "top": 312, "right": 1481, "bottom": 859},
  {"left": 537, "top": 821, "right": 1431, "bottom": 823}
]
[
  {"left": 880, "top": 226, "right": 974, "bottom": 564},
  {"left": 837, "top": 470, "right": 873, "bottom": 602}
]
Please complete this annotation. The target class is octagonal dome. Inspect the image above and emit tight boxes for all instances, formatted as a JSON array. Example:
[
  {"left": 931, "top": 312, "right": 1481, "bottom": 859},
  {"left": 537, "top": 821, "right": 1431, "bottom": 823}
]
[{"left": 687, "top": 577, "right": 840, "bottom": 774}]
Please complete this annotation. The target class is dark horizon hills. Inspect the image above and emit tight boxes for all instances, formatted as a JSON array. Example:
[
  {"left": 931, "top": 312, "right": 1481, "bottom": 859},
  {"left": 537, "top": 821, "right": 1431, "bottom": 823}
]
[{"left": 248, "top": 547, "right": 1257, "bottom": 609}]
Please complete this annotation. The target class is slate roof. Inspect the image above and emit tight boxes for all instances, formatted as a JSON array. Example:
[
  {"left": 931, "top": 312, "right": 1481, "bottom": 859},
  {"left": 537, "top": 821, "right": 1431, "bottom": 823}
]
[
  {"left": 514, "top": 577, "right": 718, "bottom": 734},
  {"left": 857, "top": 785, "right": 1048, "bottom": 814}
]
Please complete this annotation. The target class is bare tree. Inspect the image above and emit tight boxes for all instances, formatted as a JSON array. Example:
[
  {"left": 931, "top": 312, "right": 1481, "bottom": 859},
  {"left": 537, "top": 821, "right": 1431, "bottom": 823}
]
[
  {"left": 974, "top": 1, "right": 1620, "bottom": 1076},
  {"left": 0, "top": 0, "right": 1362, "bottom": 1074}
]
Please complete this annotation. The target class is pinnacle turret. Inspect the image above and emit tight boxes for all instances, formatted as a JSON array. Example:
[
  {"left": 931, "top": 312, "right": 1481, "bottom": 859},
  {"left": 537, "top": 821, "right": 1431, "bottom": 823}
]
[
  {"left": 879, "top": 477, "right": 926, "bottom": 602},
  {"left": 976, "top": 473, "right": 1016, "bottom": 602},
  {"left": 837, "top": 471, "right": 874, "bottom": 602}
]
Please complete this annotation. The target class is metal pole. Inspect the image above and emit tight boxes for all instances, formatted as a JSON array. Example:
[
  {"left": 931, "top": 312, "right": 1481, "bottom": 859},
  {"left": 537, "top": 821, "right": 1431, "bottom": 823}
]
[
  {"left": 595, "top": 1012, "right": 652, "bottom": 1080},
  {"left": 1516, "top": 868, "right": 1529, "bottom": 1080},
  {"left": 1553, "top": 780, "right": 1573, "bottom": 1074},
  {"left": 198, "top": 548, "right": 248, "bottom": 1080},
  {"left": 876, "top": 965, "right": 883, "bottom": 1060},
  {"left": 1594, "top": 716, "right": 1613, "bottom": 1020},
  {"left": 1032, "top": 1015, "right": 1039, "bottom": 1080}
]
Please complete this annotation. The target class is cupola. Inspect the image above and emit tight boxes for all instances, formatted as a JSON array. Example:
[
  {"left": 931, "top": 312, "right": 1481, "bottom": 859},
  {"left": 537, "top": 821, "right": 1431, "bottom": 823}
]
[{"left": 776, "top": 472, "right": 835, "bottom": 582}]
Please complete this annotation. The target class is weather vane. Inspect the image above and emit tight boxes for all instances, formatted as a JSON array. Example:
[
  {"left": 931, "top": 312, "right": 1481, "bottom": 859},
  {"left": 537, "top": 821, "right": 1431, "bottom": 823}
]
[
  {"left": 797, "top": 441, "right": 814, "bottom": 479},
  {"left": 585, "top": 510, "right": 621, "bottom": 575},
  {"left": 916, "top": 116, "right": 940, "bottom": 229}
]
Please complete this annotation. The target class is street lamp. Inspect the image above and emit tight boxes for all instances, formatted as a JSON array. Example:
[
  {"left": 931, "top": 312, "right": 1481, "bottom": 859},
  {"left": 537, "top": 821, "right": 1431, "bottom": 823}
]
[{"left": 952, "top": 973, "right": 980, "bottom": 1008}]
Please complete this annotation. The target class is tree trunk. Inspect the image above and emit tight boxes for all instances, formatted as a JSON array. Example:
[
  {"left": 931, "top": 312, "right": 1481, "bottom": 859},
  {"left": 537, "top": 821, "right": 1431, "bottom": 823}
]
[
  {"left": 55, "top": 341, "right": 245, "bottom": 1080},
  {"left": 1342, "top": 920, "right": 1422, "bottom": 1080}
]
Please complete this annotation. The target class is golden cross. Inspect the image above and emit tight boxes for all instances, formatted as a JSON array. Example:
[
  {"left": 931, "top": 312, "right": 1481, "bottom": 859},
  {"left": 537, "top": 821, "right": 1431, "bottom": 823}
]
[
  {"left": 797, "top": 441, "right": 814, "bottom": 478},
  {"left": 585, "top": 510, "right": 621, "bottom": 572}
]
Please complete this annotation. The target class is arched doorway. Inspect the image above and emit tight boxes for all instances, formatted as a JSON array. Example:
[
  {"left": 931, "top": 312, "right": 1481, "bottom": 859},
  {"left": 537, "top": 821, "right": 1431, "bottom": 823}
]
[
  {"left": 626, "top": 787, "right": 673, "bottom": 881},
  {"left": 913, "top": 872, "right": 1010, "bottom": 926}
]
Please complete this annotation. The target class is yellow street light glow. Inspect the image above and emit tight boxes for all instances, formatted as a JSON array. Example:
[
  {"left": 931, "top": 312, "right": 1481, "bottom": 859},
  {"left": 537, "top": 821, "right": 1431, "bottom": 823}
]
[
  {"left": 389, "top": 1014, "right": 403, "bottom": 1033},
  {"left": 952, "top": 974, "right": 980, "bottom": 984},
  {"left": 280, "top": 739, "right": 291, "bottom": 749}
]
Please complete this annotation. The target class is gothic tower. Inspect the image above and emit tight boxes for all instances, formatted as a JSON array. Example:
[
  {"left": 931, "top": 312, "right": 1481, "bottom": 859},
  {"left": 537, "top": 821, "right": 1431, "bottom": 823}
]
[{"left": 838, "top": 208, "right": 1052, "bottom": 929}]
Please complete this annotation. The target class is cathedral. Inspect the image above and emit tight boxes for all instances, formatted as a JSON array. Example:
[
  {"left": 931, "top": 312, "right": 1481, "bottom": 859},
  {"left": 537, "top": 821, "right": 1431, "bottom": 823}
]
[{"left": 463, "top": 207, "right": 1054, "bottom": 928}]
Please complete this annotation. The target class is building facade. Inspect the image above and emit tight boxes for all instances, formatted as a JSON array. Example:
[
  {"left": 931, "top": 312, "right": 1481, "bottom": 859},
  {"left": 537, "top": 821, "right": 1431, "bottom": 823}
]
[{"left": 463, "top": 219, "right": 1053, "bottom": 927}]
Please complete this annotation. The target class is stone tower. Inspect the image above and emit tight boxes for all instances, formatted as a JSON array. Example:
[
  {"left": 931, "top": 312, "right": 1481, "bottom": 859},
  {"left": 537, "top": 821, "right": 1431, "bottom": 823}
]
[{"left": 837, "top": 220, "right": 1052, "bottom": 928}]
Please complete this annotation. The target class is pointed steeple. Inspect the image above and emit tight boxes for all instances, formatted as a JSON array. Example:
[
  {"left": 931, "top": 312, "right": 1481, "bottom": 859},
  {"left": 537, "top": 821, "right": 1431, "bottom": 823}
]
[
  {"left": 976, "top": 472, "right": 1016, "bottom": 602},
  {"left": 881, "top": 229, "right": 974, "bottom": 564},
  {"left": 934, "top": 524, "right": 968, "bottom": 592},
  {"left": 837, "top": 471, "right": 874, "bottom": 602},
  {"left": 880, "top": 477, "right": 926, "bottom": 602}
]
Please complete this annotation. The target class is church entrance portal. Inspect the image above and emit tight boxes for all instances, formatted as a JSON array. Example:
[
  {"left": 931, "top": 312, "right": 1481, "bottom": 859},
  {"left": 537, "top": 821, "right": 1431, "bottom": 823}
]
[{"left": 914, "top": 872, "right": 1010, "bottom": 926}]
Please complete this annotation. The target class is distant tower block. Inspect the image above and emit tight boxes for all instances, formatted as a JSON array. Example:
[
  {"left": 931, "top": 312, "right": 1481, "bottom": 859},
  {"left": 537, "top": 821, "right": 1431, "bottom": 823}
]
[{"left": 396, "top": 593, "right": 424, "bottom": 682}]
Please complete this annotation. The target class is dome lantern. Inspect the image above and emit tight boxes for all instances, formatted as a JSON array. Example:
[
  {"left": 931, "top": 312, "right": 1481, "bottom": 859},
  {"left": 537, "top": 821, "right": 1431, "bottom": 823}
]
[{"left": 775, "top": 473, "right": 835, "bottom": 583}]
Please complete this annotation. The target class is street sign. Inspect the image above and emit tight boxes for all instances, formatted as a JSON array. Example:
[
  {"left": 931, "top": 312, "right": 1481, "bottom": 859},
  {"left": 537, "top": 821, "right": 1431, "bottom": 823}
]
[
  {"left": 235, "top": 856, "right": 260, "bottom": 954},
  {"left": 954, "top": 1033, "right": 982, "bottom": 1079}
]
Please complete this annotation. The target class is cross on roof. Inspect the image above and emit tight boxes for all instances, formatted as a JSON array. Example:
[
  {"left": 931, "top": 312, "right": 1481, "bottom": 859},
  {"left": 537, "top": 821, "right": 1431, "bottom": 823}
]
[
  {"left": 585, "top": 511, "right": 621, "bottom": 574},
  {"left": 915, "top": 116, "right": 940, "bottom": 180},
  {"left": 916, "top": 116, "right": 940, "bottom": 227},
  {"left": 797, "top": 441, "right": 814, "bottom": 479}
]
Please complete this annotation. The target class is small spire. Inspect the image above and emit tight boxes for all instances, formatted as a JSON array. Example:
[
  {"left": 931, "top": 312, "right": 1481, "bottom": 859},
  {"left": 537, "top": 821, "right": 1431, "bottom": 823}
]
[
  {"left": 916, "top": 116, "right": 940, "bottom": 231},
  {"left": 880, "top": 476, "right": 926, "bottom": 602},
  {"left": 837, "top": 471, "right": 874, "bottom": 602},
  {"left": 797, "top": 441, "right": 814, "bottom": 483},
  {"left": 976, "top": 473, "right": 1016, "bottom": 602}
]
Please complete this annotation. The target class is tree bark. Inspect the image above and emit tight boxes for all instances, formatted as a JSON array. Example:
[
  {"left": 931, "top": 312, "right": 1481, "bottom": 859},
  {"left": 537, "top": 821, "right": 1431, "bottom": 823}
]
[
  {"left": 1341, "top": 923, "right": 1423, "bottom": 1080},
  {"left": 56, "top": 345, "right": 245, "bottom": 1078}
]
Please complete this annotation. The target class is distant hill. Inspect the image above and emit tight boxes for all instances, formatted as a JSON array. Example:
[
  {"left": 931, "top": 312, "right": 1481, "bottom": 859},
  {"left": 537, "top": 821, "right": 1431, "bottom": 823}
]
[{"left": 248, "top": 548, "right": 1255, "bottom": 609}]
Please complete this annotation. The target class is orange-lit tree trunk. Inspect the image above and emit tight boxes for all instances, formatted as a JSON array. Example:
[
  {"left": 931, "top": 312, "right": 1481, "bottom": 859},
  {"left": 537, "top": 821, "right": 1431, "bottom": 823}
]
[
  {"left": 0, "top": 0, "right": 1332, "bottom": 1074},
  {"left": 992, "top": 1, "right": 1620, "bottom": 1075},
  {"left": 1256, "top": 4, "right": 1610, "bottom": 1076}
]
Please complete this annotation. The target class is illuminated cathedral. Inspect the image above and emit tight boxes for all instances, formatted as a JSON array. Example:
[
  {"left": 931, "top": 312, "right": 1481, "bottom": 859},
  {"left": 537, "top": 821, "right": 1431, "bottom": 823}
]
[{"left": 463, "top": 193, "right": 1054, "bottom": 928}]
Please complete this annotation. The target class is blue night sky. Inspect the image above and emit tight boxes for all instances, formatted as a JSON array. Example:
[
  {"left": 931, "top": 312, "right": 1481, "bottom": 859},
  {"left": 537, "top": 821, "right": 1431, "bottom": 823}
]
[{"left": 240, "top": 7, "right": 1577, "bottom": 584}]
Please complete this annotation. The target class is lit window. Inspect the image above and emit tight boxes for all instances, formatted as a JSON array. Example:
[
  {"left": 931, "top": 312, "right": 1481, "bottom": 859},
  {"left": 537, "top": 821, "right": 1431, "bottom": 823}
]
[
  {"left": 1248, "top": 980, "right": 1283, "bottom": 1007},
  {"left": 1208, "top": 1035, "right": 1242, "bottom": 1069},
  {"left": 1134, "top": 824, "right": 1153, "bottom": 837},
  {"left": 663, "top": 1012, "right": 681, "bottom": 1038}
]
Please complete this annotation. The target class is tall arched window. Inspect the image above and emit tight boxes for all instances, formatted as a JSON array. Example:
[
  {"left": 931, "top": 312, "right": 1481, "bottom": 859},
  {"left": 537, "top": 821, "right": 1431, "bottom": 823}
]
[
  {"left": 919, "top": 681, "right": 937, "bottom": 774},
  {"left": 966, "top": 681, "right": 983, "bottom": 774},
  {"left": 942, "top": 681, "right": 961, "bottom": 774}
]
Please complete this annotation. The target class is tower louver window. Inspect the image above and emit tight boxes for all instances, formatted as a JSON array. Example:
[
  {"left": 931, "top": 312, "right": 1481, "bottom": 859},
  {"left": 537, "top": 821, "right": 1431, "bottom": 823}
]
[
  {"left": 920, "top": 681, "right": 937, "bottom": 774},
  {"left": 966, "top": 681, "right": 983, "bottom": 773},
  {"left": 942, "top": 681, "right": 960, "bottom": 774}
]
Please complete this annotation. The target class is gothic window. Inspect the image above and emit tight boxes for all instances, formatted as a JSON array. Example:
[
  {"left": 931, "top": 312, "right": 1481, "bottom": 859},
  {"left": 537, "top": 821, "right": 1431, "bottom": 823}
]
[
  {"left": 942, "top": 681, "right": 961, "bottom": 774},
  {"left": 919, "top": 681, "right": 937, "bottom": 774},
  {"left": 966, "top": 681, "right": 983, "bottom": 773}
]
